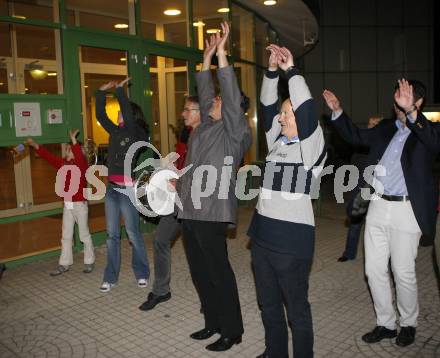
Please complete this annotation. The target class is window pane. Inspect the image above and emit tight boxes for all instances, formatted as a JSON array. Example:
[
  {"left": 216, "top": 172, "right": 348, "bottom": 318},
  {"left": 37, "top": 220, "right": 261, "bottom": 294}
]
[
  {"left": 232, "top": 4, "right": 255, "bottom": 62},
  {"left": 0, "top": 148, "right": 17, "bottom": 210},
  {"left": 66, "top": 0, "right": 131, "bottom": 34},
  {"left": 192, "top": 0, "right": 228, "bottom": 50},
  {"left": 0, "top": 214, "right": 63, "bottom": 261},
  {"left": 30, "top": 144, "right": 62, "bottom": 205},
  {"left": 81, "top": 47, "right": 126, "bottom": 65},
  {"left": 255, "top": 18, "right": 269, "bottom": 65},
  {"left": 14, "top": 24, "right": 63, "bottom": 94},
  {"left": 0, "top": 68, "right": 8, "bottom": 93},
  {"left": 140, "top": 0, "right": 188, "bottom": 46},
  {"left": 0, "top": 0, "right": 56, "bottom": 22},
  {"left": 0, "top": 23, "right": 12, "bottom": 57},
  {"left": 149, "top": 55, "right": 188, "bottom": 155}
]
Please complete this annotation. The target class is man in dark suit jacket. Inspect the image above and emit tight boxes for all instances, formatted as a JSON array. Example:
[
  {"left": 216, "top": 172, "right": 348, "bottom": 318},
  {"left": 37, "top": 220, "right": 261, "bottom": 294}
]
[{"left": 323, "top": 79, "right": 440, "bottom": 348}]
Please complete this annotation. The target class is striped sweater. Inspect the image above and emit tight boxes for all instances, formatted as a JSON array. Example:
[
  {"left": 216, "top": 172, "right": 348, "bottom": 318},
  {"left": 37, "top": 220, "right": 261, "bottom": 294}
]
[{"left": 247, "top": 68, "right": 326, "bottom": 258}]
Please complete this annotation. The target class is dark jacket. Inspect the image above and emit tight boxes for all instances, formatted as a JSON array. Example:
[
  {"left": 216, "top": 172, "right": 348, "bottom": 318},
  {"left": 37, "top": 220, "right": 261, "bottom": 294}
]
[
  {"left": 333, "top": 111, "right": 440, "bottom": 243},
  {"left": 95, "top": 87, "right": 148, "bottom": 178}
]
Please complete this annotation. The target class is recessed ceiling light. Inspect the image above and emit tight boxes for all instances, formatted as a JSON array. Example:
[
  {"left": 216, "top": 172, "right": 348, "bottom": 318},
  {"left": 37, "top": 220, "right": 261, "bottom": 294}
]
[
  {"left": 47, "top": 72, "right": 57, "bottom": 77},
  {"left": 217, "top": 8, "right": 230, "bottom": 13},
  {"left": 114, "top": 23, "right": 128, "bottom": 29},
  {"left": 120, "top": 57, "right": 127, "bottom": 62},
  {"left": 12, "top": 15, "right": 26, "bottom": 20},
  {"left": 164, "top": 9, "right": 181, "bottom": 16},
  {"left": 193, "top": 21, "right": 205, "bottom": 27},
  {"left": 206, "top": 29, "right": 221, "bottom": 34},
  {"left": 0, "top": 82, "right": 4, "bottom": 86},
  {"left": 264, "top": 0, "right": 277, "bottom": 5},
  {"left": 84, "top": 85, "right": 88, "bottom": 88}
]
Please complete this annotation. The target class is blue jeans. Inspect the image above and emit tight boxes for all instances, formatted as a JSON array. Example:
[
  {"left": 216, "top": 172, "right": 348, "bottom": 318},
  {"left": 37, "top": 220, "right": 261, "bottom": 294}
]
[{"left": 103, "top": 183, "right": 150, "bottom": 284}]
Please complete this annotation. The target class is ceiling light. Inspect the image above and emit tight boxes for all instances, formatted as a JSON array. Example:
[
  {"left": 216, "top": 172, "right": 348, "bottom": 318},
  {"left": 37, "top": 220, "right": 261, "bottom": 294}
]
[
  {"left": 193, "top": 21, "right": 205, "bottom": 27},
  {"left": 164, "top": 9, "right": 181, "bottom": 16},
  {"left": 84, "top": 85, "right": 88, "bottom": 88},
  {"left": 0, "top": 82, "right": 4, "bottom": 86},
  {"left": 114, "top": 23, "right": 128, "bottom": 29},
  {"left": 12, "top": 15, "right": 26, "bottom": 20},
  {"left": 264, "top": 0, "right": 277, "bottom": 5},
  {"left": 120, "top": 57, "right": 127, "bottom": 62},
  {"left": 206, "top": 28, "right": 221, "bottom": 34},
  {"left": 217, "top": 8, "right": 230, "bottom": 13},
  {"left": 47, "top": 72, "right": 57, "bottom": 77}
]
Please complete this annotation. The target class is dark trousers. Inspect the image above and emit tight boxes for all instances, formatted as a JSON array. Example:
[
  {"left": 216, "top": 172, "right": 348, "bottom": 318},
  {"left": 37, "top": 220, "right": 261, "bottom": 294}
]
[
  {"left": 182, "top": 219, "right": 243, "bottom": 338},
  {"left": 252, "top": 243, "right": 314, "bottom": 358},
  {"left": 342, "top": 220, "right": 364, "bottom": 259}
]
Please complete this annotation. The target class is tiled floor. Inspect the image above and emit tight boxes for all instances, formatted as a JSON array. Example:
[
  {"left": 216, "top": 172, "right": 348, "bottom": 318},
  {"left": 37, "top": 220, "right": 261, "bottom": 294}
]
[{"left": 1, "top": 204, "right": 440, "bottom": 358}]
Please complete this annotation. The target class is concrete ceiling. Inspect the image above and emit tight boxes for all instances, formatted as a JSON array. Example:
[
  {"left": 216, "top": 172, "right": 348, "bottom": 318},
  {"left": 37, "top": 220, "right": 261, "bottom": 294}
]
[{"left": 239, "top": 0, "right": 319, "bottom": 57}]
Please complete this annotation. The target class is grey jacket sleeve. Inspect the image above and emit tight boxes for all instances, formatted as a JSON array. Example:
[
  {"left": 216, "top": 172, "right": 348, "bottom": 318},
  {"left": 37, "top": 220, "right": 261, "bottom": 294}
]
[
  {"left": 217, "top": 66, "right": 251, "bottom": 151},
  {"left": 196, "top": 70, "right": 216, "bottom": 123}
]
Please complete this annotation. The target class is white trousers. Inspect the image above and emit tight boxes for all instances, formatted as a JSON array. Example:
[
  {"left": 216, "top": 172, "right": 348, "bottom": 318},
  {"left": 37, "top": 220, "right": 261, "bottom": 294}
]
[
  {"left": 59, "top": 201, "right": 95, "bottom": 266},
  {"left": 364, "top": 197, "right": 421, "bottom": 329}
]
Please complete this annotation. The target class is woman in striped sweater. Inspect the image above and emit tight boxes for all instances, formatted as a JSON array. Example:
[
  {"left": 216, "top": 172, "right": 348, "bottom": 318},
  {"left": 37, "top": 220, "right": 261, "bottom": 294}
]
[{"left": 248, "top": 45, "right": 326, "bottom": 358}]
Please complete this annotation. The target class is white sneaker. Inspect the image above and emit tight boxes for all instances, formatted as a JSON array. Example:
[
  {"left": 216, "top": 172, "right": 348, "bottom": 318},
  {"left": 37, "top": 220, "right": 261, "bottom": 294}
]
[
  {"left": 137, "top": 278, "right": 149, "bottom": 288},
  {"left": 100, "top": 282, "right": 115, "bottom": 293}
]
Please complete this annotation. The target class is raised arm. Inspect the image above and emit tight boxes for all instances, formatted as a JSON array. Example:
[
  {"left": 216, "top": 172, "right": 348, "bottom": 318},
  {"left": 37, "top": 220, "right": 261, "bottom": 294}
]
[
  {"left": 277, "top": 46, "right": 326, "bottom": 169},
  {"left": 26, "top": 138, "right": 64, "bottom": 170},
  {"left": 96, "top": 81, "right": 118, "bottom": 134},
  {"left": 70, "top": 129, "right": 89, "bottom": 172},
  {"left": 114, "top": 77, "right": 135, "bottom": 130},
  {"left": 396, "top": 79, "right": 440, "bottom": 154},
  {"left": 260, "top": 46, "right": 282, "bottom": 151},
  {"left": 196, "top": 34, "right": 217, "bottom": 122},
  {"left": 323, "top": 89, "right": 372, "bottom": 148}
]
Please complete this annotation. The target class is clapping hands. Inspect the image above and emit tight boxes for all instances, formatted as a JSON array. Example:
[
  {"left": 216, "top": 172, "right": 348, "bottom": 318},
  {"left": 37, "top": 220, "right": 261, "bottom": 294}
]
[{"left": 266, "top": 44, "right": 295, "bottom": 71}]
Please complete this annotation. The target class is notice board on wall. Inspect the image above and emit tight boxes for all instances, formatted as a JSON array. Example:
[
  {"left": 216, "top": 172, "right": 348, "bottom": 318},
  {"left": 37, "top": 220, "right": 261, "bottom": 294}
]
[{"left": 14, "top": 102, "right": 42, "bottom": 137}]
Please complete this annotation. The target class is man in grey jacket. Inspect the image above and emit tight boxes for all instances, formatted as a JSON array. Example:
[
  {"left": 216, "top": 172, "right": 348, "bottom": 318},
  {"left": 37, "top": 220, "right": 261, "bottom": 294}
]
[{"left": 177, "top": 21, "right": 252, "bottom": 352}]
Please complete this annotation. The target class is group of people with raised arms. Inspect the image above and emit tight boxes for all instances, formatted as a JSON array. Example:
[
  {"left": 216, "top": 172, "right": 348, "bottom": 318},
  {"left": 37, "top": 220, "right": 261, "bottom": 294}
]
[{"left": 33, "top": 19, "right": 440, "bottom": 358}]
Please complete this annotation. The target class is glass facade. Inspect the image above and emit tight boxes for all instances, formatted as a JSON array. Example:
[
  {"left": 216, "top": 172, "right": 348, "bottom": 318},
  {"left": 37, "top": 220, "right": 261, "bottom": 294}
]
[{"left": 0, "top": 0, "right": 279, "bottom": 263}]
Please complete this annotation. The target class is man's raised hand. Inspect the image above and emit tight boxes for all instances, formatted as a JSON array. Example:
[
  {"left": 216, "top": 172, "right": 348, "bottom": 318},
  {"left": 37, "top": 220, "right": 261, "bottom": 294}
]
[
  {"left": 395, "top": 79, "right": 415, "bottom": 113},
  {"left": 322, "top": 89, "right": 342, "bottom": 113}
]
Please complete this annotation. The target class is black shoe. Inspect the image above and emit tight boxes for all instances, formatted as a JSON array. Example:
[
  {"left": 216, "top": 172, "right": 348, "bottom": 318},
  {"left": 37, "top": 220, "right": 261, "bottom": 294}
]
[
  {"left": 206, "top": 335, "right": 242, "bottom": 351},
  {"left": 362, "top": 326, "right": 397, "bottom": 343},
  {"left": 337, "top": 256, "right": 351, "bottom": 262},
  {"left": 139, "top": 292, "right": 171, "bottom": 311},
  {"left": 190, "top": 327, "right": 220, "bottom": 340},
  {"left": 396, "top": 326, "right": 416, "bottom": 347}
]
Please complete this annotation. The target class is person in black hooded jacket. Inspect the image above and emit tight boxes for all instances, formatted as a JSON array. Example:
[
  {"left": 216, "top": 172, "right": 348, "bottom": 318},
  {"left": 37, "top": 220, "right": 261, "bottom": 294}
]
[{"left": 95, "top": 78, "right": 150, "bottom": 293}]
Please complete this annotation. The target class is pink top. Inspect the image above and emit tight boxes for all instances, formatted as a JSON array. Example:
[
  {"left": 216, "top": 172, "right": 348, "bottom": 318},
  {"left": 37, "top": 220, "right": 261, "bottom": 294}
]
[{"left": 109, "top": 174, "right": 134, "bottom": 186}]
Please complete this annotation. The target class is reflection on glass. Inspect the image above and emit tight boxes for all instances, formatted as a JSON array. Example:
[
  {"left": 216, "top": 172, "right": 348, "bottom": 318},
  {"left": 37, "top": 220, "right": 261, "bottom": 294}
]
[
  {"left": 0, "top": 0, "right": 55, "bottom": 22},
  {"left": 88, "top": 203, "right": 107, "bottom": 233},
  {"left": 232, "top": 4, "right": 255, "bottom": 62},
  {"left": 0, "top": 214, "right": 63, "bottom": 261},
  {"left": 66, "top": 0, "right": 131, "bottom": 34},
  {"left": 192, "top": 0, "right": 228, "bottom": 50},
  {"left": 81, "top": 47, "right": 126, "bottom": 65},
  {"left": 0, "top": 23, "right": 12, "bottom": 57},
  {"left": 30, "top": 144, "right": 62, "bottom": 205},
  {"left": 0, "top": 147, "right": 17, "bottom": 210},
  {"left": 149, "top": 55, "right": 188, "bottom": 155},
  {"left": 13, "top": 24, "right": 62, "bottom": 94},
  {"left": 140, "top": 0, "right": 188, "bottom": 46},
  {"left": 255, "top": 18, "right": 269, "bottom": 65},
  {"left": 0, "top": 68, "right": 8, "bottom": 93}
]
